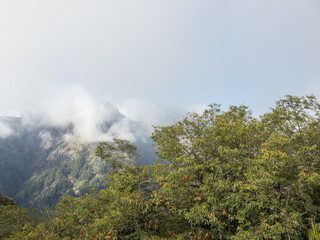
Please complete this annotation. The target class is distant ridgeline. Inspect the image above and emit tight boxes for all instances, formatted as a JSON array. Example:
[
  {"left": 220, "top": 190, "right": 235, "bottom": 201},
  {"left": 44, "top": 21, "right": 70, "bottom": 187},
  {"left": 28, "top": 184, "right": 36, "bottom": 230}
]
[{"left": 0, "top": 116, "right": 156, "bottom": 209}]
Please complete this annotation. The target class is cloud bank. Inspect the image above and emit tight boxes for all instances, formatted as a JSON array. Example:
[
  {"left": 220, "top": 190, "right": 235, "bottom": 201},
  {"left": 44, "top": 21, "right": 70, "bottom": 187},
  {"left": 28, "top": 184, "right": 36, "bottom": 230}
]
[{"left": 0, "top": 83, "right": 187, "bottom": 142}]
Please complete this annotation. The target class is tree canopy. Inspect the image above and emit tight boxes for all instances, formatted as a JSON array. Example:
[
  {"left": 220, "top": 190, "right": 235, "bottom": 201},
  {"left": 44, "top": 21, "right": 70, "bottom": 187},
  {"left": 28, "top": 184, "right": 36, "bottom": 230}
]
[{"left": 4, "top": 95, "right": 320, "bottom": 239}]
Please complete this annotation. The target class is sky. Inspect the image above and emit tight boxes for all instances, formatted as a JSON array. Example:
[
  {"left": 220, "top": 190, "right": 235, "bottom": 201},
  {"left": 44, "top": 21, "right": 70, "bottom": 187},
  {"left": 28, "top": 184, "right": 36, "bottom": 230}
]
[{"left": 0, "top": 0, "right": 319, "bottom": 140}]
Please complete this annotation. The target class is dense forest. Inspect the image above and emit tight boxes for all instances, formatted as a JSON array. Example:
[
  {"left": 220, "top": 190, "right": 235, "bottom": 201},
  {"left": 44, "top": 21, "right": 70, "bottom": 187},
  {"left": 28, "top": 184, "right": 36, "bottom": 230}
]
[{"left": 1, "top": 95, "right": 320, "bottom": 239}]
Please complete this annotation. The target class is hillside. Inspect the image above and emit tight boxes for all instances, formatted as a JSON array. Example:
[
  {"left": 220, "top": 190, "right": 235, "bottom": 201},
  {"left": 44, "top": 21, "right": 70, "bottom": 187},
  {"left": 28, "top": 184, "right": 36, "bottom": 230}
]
[{"left": 0, "top": 111, "right": 156, "bottom": 209}]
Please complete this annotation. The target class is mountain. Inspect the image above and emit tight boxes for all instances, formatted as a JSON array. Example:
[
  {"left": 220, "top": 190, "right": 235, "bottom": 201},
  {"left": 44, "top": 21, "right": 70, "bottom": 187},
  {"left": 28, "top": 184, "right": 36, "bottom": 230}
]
[{"left": 0, "top": 106, "right": 156, "bottom": 209}]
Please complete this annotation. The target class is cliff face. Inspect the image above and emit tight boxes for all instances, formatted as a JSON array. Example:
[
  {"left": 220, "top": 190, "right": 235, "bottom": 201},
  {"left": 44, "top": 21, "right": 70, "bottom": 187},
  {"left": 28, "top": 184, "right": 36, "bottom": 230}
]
[{"left": 0, "top": 116, "right": 155, "bottom": 208}]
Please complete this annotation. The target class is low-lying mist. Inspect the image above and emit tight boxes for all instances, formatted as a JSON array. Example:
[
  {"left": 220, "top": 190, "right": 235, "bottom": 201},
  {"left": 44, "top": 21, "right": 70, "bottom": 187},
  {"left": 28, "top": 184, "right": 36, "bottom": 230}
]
[{"left": 0, "top": 85, "right": 203, "bottom": 143}]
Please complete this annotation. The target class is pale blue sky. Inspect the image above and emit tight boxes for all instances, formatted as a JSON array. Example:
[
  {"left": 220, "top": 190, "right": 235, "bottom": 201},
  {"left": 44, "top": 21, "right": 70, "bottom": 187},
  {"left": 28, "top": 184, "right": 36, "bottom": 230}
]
[{"left": 0, "top": 0, "right": 319, "bottom": 119}]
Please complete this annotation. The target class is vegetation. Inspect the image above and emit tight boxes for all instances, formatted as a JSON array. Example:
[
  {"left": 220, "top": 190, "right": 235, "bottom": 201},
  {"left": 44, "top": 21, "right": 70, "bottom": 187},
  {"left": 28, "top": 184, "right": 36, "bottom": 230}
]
[
  {"left": 15, "top": 143, "right": 112, "bottom": 209},
  {"left": 308, "top": 220, "right": 320, "bottom": 240},
  {"left": 0, "top": 120, "right": 156, "bottom": 210},
  {"left": 1, "top": 95, "right": 320, "bottom": 239},
  {"left": 0, "top": 195, "right": 33, "bottom": 239}
]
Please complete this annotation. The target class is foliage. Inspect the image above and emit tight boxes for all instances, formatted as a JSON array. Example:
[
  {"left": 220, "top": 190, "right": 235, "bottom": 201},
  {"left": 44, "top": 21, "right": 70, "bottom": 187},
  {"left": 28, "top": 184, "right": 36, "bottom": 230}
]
[
  {"left": 309, "top": 220, "right": 320, "bottom": 240},
  {"left": 0, "top": 194, "right": 15, "bottom": 206},
  {"left": 150, "top": 95, "right": 320, "bottom": 239},
  {"left": 96, "top": 138, "right": 138, "bottom": 169},
  {"left": 4, "top": 95, "right": 320, "bottom": 239},
  {"left": 0, "top": 204, "right": 32, "bottom": 239}
]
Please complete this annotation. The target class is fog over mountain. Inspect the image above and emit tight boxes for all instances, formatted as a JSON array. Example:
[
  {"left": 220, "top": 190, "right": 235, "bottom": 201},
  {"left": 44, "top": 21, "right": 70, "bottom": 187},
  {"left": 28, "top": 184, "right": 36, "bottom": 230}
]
[
  {"left": 0, "top": 121, "right": 12, "bottom": 138},
  {"left": 0, "top": 98, "right": 161, "bottom": 208},
  {"left": 0, "top": 85, "right": 193, "bottom": 143},
  {"left": 0, "top": 83, "right": 203, "bottom": 208}
]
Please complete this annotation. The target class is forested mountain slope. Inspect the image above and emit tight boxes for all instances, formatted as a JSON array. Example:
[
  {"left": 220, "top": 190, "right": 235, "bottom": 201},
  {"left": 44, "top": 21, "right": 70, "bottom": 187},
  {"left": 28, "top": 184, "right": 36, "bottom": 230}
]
[{"left": 0, "top": 112, "right": 155, "bottom": 209}]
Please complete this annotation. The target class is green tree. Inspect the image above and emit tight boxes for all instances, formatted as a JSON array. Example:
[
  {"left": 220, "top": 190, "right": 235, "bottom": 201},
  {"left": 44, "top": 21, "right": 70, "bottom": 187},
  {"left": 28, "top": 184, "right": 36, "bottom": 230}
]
[
  {"left": 7, "top": 95, "right": 320, "bottom": 239},
  {"left": 151, "top": 95, "right": 320, "bottom": 239},
  {"left": 0, "top": 195, "right": 32, "bottom": 239}
]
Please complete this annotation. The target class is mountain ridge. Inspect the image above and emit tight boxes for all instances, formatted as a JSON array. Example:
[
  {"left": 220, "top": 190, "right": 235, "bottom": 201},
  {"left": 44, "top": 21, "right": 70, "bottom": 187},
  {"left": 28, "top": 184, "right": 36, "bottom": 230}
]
[{"left": 0, "top": 111, "right": 156, "bottom": 208}]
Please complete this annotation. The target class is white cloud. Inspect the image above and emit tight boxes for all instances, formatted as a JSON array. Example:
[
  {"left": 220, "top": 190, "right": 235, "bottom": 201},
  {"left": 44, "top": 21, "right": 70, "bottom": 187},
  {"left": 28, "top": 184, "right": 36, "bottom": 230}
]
[
  {"left": 11, "top": 83, "right": 182, "bottom": 143},
  {"left": 32, "top": 85, "right": 148, "bottom": 142},
  {"left": 0, "top": 121, "right": 13, "bottom": 138}
]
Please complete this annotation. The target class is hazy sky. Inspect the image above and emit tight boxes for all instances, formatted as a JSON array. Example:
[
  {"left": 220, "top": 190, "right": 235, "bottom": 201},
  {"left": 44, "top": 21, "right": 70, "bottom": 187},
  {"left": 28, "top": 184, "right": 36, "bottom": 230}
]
[{"left": 0, "top": 0, "right": 319, "bottom": 122}]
